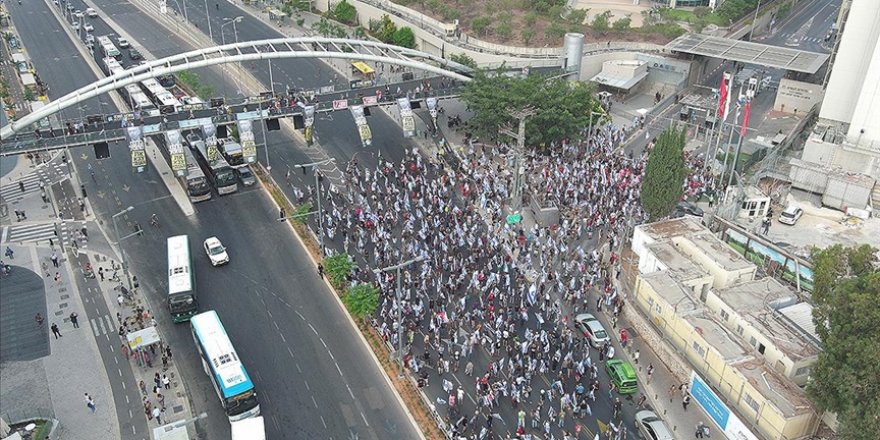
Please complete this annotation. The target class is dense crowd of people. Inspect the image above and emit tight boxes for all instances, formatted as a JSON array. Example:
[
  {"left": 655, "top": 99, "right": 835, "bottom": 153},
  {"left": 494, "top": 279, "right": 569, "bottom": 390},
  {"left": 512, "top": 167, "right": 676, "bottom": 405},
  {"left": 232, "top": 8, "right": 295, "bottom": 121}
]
[{"left": 287, "top": 117, "right": 671, "bottom": 439}]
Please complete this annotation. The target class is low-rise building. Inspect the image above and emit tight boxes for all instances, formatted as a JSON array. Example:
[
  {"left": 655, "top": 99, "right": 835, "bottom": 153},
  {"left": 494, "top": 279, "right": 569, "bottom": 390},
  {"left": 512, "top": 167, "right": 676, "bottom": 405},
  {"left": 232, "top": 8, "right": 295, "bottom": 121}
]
[{"left": 630, "top": 217, "right": 822, "bottom": 440}]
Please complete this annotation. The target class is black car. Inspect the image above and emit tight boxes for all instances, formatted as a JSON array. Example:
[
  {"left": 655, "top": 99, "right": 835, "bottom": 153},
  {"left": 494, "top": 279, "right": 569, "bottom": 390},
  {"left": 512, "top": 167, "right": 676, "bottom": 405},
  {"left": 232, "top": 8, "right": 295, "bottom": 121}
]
[
  {"left": 673, "top": 201, "right": 704, "bottom": 218},
  {"left": 128, "top": 48, "right": 143, "bottom": 61}
]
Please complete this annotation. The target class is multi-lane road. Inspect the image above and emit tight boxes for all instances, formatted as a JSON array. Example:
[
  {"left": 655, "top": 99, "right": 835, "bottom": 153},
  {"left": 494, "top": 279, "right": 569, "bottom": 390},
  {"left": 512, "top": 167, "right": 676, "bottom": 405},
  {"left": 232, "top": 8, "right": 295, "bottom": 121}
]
[{"left": 4, "top": 0, "right": 423, "bottom": 438}]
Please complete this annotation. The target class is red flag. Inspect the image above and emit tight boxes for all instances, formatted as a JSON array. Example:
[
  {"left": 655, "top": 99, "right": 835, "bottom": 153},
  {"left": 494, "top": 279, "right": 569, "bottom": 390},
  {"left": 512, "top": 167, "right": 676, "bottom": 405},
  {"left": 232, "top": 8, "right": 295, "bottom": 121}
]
[
  {"left": 718, "top": 72, "right": 730, "bottom": 120},
  {"left": 741, "top": 100, "right": 751, "bottom": 137}
]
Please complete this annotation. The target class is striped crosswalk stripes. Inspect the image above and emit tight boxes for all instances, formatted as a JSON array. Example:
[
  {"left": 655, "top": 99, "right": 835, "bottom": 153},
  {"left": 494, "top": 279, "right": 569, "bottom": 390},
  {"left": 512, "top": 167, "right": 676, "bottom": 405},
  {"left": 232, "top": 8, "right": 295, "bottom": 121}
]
[
  {"left": 0, "top": 173, "right": 45, "bottom": 200},
  {"left": 1, "top": 223, "right": 69, "bottom": 245},
  {"left": 90, "top": 314, "right": 117, "bottom": 337}
]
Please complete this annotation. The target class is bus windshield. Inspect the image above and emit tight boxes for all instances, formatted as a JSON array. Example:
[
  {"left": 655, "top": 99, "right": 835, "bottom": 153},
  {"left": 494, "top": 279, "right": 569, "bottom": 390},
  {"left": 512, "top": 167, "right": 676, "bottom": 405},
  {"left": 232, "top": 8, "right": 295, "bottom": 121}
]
[
  {"left": 169, "top": 294, "right": 196, "bottom": 314},
  {"left": 226, "top": 390, "right": 260, "bottom": 416},
  {"left": 188, "top": 176, "right": 210, "bottom": 196},
  {"left": 215, "top": 169, "right": 237, "bottom": 186}
]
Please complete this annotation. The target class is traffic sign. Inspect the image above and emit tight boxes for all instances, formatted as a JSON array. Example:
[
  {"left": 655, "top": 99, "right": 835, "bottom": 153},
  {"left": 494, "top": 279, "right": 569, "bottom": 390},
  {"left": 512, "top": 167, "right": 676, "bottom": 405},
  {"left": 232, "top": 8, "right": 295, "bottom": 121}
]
[{"left": 332, "top": 99, "right": 348, "bottom": 110}]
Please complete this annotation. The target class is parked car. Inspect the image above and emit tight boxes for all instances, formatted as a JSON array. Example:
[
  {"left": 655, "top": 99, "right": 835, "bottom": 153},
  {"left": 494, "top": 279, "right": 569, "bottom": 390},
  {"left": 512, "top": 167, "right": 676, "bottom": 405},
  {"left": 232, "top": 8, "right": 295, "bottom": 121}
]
[
  {"left": 634, "top": 410, "right": 675, "bottom": 440},
  {"left": 236, "top": 166, "right": 256, "bottom": 186},
  {"left": 117, "top": 37, "right": 130, "bottom": 48},
  {"left": 72, "top": 21, "right": 80, "bottom": 31},
  {"left": 86, "top": 7, "right": 98, "bottom": 18},
  {"left": 85, "top": 34, "right": 95, "bottom": 44},
  {"left": 128, "top": 48, "right": 143, "bottom": 60},
  {"left": 574, "top": 313, "right": 610, "bottom": 349},
  {"left": 675, "top": 201, "right": 704, "bottom": 218},
  {"left": 778, "top": 205, "right": 803, "bottom": 225},
  {"left": 203, "top": 237, "right": 229, "bottom": 266}
]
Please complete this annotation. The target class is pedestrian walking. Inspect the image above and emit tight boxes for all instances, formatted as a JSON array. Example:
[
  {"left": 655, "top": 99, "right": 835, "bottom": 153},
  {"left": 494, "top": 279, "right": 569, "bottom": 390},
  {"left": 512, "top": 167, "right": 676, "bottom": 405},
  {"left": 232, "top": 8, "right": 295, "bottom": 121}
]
[
  {"left": 633, "top": 348, "right": 640, "bottom": 364},
  {"left": 51, "top": 323, "right": 62, "bottom": 339},
  {"left": 646, "top": 363, "right": 654, "bottom": 384},
  {"left": 4, "top": 247, "right": 13, "bottom": 259},
  {"left": 99, "top": 267, "right": 105, "bottom": 281},
  {"left": 51, "top": 252, "right": 59, "bottom": 267},
  {"left": 85, "top": 393, "right": 96, "bottom": 413},
  {"left": 317, "top": 263, "right": 324, "bottom": 280},
  {"left": 53, "top": 272, "right": 61, "bottom": 283},
  {"left": 696, "top": 421, "right": 707, "bottom": 438},
  {"left": 682, "top": 393, "right": 691, "bottom": 411},
  {"left": 162, "top": 374, "right": 171, "bottom": 389},
  {"left": 19, "top": 181, "right": 25, "bottom": 192},
  {"left": 69, "top": 312, "right": 79, "bottom": 328}
]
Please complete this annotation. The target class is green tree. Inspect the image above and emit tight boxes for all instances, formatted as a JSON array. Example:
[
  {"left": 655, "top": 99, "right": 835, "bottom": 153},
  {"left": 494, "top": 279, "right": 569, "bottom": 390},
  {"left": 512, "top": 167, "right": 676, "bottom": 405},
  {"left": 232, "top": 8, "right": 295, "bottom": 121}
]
[
  {"left": 323, "top": 253, "right": 353, "bottom": 289},
  {"left": 806, "top": 245, "right": 880, "bottom": 440},
  {"left": 327, "top": 0, "right": 357, "bottom": 25},
  {"left": 373, "top": 15, "right": 398, "bottom": 43},
  {"left": 640, "top": 125, "right": 687, "bottom": 219},
  {"left": 567, "top": 8, "right": 588, "bottom": 27},
  {"left": 343, "top": 283, "right": 380, "bottom": 320},
  {"left": 496, "top": 16, "right": 513, "bottom": 41},
  {"left": 460, "top": 72, "right": 597, "bottom": 147},
  {"left": 546, "top": 21, "right": 567, "bottom": 39},
  {"left": 392, "top": 27, "right": 416, "bottom": 48},
  {"left": 612, "top": 15, "right": 631, "bottom": 33},
  {"left": 449, "top": 53, "right": 477, "bottom": 69},
  {"left": 471, "top": 16, "right": 491, "bottom": 36},
  {"left": 591, "top": 10, "right": 614, "bottom": 33}
]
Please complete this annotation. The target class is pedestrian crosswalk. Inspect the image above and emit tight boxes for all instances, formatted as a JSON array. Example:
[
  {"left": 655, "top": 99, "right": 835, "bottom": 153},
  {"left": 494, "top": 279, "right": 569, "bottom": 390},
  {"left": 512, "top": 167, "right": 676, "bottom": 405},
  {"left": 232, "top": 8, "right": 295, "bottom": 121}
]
[
  {"left": 1, "top": 222, "right": 68, "bottom": 245},
  {"left": 90, "top": 314, "right": 117, "bottom": 338},
  {"left": 0, "top": 163, "right": 68, "bottom": 202},
  {"left": 776, "top": 33, "right": 825, "bottom": 44}
]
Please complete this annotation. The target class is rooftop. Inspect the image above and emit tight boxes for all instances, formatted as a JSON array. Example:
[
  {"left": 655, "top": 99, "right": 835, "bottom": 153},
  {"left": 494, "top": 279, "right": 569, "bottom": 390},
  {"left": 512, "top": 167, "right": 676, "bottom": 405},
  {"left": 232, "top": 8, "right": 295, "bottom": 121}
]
[
  {"left": 691, "top": 314, "right": 751, "bottom": 361},
  {"left": 716, "top": 278, "right": 796, "bottom": 312},
  {"left": 677, "top": 231, "right": 755, "bottom": 272},
  {"left": 665, "top": 33, "right": 830, "bottom": 74},
  {"left": 636, "top": 217, "right": 706, "bottom": 241},
  {"left": 646, "top": 241, "right": 710, "bottom": 284},
  {"left": 640, "top": 271, "right": 700, "bottom": 316},
  {"left": 733, "top": 358, "right": 816, "bottom": 417},
  {"left": 776, "top": 302, "right": 821, "bottom": 347}
]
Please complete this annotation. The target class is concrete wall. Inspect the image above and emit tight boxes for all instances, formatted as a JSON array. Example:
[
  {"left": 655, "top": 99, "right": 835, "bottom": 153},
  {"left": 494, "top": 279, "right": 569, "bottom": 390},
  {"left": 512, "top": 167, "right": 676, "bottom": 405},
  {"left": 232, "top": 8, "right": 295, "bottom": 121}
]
[
  {"left": 671, "top": 236, "right": 757, "bottom": 289},
  {"left": 774, "top": 78, "right": 823, "bottom": 115}
]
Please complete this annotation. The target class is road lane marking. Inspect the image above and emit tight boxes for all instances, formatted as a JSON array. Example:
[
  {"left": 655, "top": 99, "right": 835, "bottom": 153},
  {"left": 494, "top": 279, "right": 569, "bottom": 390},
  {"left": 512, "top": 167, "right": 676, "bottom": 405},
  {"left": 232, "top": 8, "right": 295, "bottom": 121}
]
[
  {"left": 361, "top": 411, "right": 369, "bottom": 427},
  {"left": 309, "top": 323, "right": 318, "bottom": 334},
  {"left": 347, "top": 384, "right": 355, "bottom": 400}
]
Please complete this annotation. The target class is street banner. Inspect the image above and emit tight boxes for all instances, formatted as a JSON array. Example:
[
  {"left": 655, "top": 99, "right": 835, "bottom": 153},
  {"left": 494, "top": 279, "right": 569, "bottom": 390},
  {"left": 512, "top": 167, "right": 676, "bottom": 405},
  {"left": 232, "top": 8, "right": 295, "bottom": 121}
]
[
  {"left": 741, "top": 100, "right": 751, "bottom": 137},
  {"left": 304, "top": 126, "right": 314, "bottom": 145},
  {"left": 718, "top": 72, "right": 730, "bottom": 120},
  {"left": 165, "top": 130, "right": 187, "bottom": 176},
  {"left": 402, "top": 116, "right": 415, "bottom": 137},
  {"left": 332, "top": 99, "right": 348, "bottom": 110},
  {"left": 125, "top": 126, "right": 142, "bottom": 142},
  {"left": 358, "top": 124, "right": 372, "bottom": 146},
  {"left": 362, "top": 95, "right": 378, "bottom": 106},
  {"left": 129, "top": 139, "right": 146, "bottom": 172},
  {"left": 304, "top": 105, "right": 316, "bottom": 128},
  {"left": 237, "top": 120, "right": 257, "bottom": 163}
]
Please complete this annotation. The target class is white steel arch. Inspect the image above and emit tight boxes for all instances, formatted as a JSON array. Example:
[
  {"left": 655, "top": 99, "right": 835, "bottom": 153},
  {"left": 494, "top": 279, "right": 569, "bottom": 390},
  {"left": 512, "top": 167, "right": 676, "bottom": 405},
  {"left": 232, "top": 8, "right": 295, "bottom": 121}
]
[{"left": 0, "top": 37, "right": 473, "bottom": 139}]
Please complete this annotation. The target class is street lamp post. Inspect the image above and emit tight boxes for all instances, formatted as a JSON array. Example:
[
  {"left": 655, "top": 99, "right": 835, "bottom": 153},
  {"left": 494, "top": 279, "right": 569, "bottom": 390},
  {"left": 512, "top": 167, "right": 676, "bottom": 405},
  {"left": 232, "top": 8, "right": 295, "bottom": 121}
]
[
  {"left": 499, "top": 108, "right": 536, "bottom": 215},
  {"left": 373, "top": 256, "right": 426, "bottom": 378},
  {"left": 202, "top": 0, "right": 213, "bottom": 42},
  {"left": 748, "top": 0, "right": 763, "bottom": 41},
  {"left": 291, "top": 159, "right": 335, "bottom": 255},
  {"left": 111, "top": 206, "right": 135, "bottom": 292}
]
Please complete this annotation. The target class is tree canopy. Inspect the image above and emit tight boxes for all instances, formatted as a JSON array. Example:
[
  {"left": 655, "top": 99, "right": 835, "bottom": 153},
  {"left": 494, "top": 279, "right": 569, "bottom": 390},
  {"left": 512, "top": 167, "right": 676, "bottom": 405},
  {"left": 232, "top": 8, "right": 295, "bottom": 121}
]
[
  {"left": 640, "top": 125, "right": 687, "bottom": 219},
  {"left": 806, "top": 244, "right": 880, "bottom": 440},
  {"left": 459, "top": 72, "right": 600, "bottom": 147},
  {"left": 343, "top": 283, "right": 380, "bottom": 320}
]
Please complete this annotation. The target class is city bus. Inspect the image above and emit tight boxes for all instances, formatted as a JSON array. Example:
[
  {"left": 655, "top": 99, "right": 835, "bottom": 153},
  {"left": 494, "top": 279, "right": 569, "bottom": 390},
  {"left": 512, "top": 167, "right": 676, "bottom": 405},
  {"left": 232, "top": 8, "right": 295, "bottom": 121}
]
[
  {"left": 190, "top": 311, "right": 261, "bottom": 421},
  {"left": 97, "top": 36, "right": 121, "bottom": 60},
  {"left": 103, "top": 57, "right": 157, "bottom": 115},
  {"left": 181, "top": 146, "right": 212, "bottom": 203},
  {"left": 219, "top": 140, "right": 245, "bottom": 166},
  {"left": 141, "top": 78, "right": 182, "bottom": 112},
  {"left": 188, "top": 133, "right": 239, "bottom": 195},
  {"left": 167, "top": 235, "right": 198, "bottom": 322}
]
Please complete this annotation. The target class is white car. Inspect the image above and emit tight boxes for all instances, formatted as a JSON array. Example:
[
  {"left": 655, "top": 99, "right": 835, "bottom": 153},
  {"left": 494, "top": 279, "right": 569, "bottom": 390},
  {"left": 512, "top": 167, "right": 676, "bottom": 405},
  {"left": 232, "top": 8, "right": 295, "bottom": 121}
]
[
  {"left": 86, "top": 8, "right": 98, "bottom": 18},
  {"left": 778, "top": 205, "right": 803, "bottom": 225},
  {"left": 634, "top": 410, "right": 675, "bottom": 440},
  {"left": 574, "top": 313, "right": 610, "bottom": 349},
  {"left": 117, "top": 37, "right": 130, "bottom": 48},
  {"left": 83, "top": 23, "right": 94, "bottom": 33},
  {"left": 203, "top": 237, "right": 229, "bottom": 266}
]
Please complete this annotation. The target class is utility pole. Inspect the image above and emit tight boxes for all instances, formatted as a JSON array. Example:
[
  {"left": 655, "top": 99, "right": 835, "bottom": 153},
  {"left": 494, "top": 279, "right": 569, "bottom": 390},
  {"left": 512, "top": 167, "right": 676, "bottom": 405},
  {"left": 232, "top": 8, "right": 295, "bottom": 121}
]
[
  {"left": 499, "top": 107, "right": 536, "bottom": 215},
  {"left": 373, "top": 256, "right": 426, "bottom": 378},
  {"left": 291, "top": 158, "right": 335, "bottom": 256}
]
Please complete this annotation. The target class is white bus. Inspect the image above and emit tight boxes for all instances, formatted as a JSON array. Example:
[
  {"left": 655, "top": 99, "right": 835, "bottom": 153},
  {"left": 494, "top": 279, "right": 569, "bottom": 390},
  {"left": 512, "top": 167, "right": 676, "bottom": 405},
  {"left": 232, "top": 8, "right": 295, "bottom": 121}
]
[
  {"left": 97, "top": 35, "right": 121, "bottom": 60},
  {"left": 190, "top": 311, "right": 261, "bottom": 421},
  {"left": 103, "top": 57, "right": 156, "bottom": 115},
  {"left": 167, "top": 235, "right": 198, "bottom": 323},
  {"left": 181, "top": 146, "right": 212, "bottom": 203},
  {"left": 188, "top": 133, "right": 238, "bottom": 195},
  {"left": 141, "top": 78, "right": 182, "bottom": 112},
  {"left": 231, "top": 416, "right": 266, "bottom": 440}
]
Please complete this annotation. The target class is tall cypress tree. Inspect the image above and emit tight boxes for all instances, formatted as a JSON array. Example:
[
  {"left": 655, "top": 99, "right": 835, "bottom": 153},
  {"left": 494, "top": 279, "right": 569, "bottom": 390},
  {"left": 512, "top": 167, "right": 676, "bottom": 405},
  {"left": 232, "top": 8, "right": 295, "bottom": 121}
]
[{"left": 641, "top": 125, "right": 687, "bottom": 220}]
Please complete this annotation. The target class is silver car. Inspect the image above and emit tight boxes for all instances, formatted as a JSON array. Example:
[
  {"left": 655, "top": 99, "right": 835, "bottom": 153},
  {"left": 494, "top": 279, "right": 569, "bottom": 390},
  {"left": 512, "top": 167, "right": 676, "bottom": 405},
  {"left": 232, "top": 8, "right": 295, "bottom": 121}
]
[
  {"left": 236, "top": 166, "right": 256, "bottom": 186},
  {"left": 635, "top": 410, "right": 674, "bottom": 440},
  {"left": 574, "top": 313, "right": 610, "bottom": 349}
]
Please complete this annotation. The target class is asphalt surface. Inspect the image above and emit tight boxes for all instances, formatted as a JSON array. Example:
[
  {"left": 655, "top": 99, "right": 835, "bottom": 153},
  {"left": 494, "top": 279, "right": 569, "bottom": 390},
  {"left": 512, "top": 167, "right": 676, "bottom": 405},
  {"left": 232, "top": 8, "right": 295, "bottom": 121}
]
[
  {"left": 6, "top": 0, "right": 422, "bottom": 438},
  {"left": 0, "top": 266, "right": 50, "bottom": 362}
]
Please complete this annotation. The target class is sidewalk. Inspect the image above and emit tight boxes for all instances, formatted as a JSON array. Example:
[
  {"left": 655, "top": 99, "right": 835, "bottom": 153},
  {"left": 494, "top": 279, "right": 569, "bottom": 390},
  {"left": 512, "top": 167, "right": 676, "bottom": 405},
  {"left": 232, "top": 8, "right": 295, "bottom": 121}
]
[{"left": 0, "top": 243, "right": 120, "bottom": 440}]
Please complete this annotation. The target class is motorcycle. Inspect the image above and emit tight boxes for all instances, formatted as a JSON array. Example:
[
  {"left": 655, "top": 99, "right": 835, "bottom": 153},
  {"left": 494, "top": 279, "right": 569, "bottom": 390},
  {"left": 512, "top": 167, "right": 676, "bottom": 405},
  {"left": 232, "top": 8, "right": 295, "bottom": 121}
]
[{"left": 82, "top": 263, "right": 96, "bottom": 279}]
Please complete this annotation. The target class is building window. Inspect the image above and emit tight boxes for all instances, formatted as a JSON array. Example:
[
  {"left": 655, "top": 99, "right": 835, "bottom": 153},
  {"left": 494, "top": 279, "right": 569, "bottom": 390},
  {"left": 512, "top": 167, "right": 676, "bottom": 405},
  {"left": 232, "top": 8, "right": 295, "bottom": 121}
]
[
  {"left": 750, "top": 336, "right": 757, "bottom": 346},
  {"left": 795, "top": 366, "right": 810, "bottom": 376},
  {"left": 655, "top": 303, "right": 662, "bottom": 314},
  {"left": 720, "top": 309, "right": 730, "bottom": 321},
  {"left": 736, "top": 325, "right": 744, "bottom": 335},
  {"left": 757, "top": 343, "right": 766, "bottom": 355},
  {"left": 744, "top": 393, "right": 760, "bottom": 412},
  {"left": 691, "top": 341, "right": 706, "bottom": 357},
  {"left": 647, "top": 296, "right": 654, "bottom": 307}
]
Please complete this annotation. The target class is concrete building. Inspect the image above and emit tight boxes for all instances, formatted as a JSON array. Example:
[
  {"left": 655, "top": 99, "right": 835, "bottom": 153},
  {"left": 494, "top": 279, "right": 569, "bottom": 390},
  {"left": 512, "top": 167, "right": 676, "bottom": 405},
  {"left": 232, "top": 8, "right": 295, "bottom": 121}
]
[
  {"left": 631, "top": 217, "right": 822, "bottom": 440},
  {"left": 790, "top": 0, "right": 880, "bottom": 212}
]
